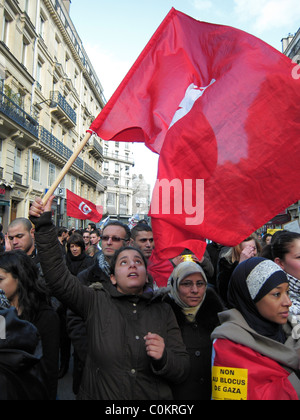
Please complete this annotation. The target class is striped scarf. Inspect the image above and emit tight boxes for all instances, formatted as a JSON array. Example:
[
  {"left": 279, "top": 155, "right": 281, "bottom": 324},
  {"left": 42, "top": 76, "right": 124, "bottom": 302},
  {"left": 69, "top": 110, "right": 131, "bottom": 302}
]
[
  {"left": 286, "top": 273, "right": 300, "bottom": 316},
  {"left": 0, "top": 289, "right": 10, "bottom": 309}
]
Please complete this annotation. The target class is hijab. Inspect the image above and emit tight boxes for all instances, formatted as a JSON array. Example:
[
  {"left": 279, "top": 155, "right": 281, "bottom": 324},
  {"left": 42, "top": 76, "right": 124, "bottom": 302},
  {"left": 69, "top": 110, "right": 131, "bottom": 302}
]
[
  {"left": 168, "top": 262, "right": 208, "bottom": 321},
  {"left": 228, "top": 257, "right": 289, "bottom": 344}
]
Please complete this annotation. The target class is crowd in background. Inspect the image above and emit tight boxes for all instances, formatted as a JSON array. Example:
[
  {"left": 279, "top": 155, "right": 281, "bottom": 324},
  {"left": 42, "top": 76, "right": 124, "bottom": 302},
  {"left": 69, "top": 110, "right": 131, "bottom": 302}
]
[{"left": 0, "top": 199, "right": 299, "bottom": 400}]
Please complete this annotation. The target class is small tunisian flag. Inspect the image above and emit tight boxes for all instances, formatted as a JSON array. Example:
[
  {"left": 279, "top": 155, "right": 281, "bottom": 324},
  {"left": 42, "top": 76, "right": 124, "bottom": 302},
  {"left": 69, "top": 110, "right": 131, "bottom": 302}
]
[
  {"left": 88, "top": 8, "right": 300, "bottom": 260},
  {"left": 67, "top": 190, "right": 103, "bottom": 223}
]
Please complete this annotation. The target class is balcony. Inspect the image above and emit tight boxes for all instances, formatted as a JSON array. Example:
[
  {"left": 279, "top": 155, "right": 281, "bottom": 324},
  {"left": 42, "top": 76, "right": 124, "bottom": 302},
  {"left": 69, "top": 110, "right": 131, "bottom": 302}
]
[
  {"left": 0, "top": 90, "right": 39, "bottom": 143},
  {"left": 87, "top": 137, "right": 104, "bottom": 161},
  {"left": 50, "top": 91, "right": 77, "bottom": 128},
  {"left": 36, "top": 126, "right": 84, "bottom": 171},
  {"left": 13, "top": 172, "right": 23, "bottom": 185},
  {"left": 50, "top": 0, "right": 106, "bottom": 107}
]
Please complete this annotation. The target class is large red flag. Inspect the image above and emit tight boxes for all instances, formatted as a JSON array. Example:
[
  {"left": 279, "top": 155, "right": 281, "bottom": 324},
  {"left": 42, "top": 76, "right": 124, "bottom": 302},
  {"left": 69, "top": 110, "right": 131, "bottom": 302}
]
[
  {"left": 67, "top": 190, "right": 103, "bottom": 223},
  {"left": 88, "top": 8, "right": 300, "bottom": 260}
]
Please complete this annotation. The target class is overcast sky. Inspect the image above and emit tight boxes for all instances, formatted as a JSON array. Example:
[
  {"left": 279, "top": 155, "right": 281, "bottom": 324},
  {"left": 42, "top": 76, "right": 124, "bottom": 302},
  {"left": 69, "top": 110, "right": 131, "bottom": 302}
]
[{"left": 69, "top": 0, "right": 300, "bottom": 188}]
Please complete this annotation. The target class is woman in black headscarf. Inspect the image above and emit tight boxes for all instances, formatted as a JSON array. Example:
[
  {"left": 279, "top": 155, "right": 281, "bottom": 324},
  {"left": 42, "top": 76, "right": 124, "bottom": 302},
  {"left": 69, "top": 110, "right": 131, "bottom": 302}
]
[{"left": 211, "top": 257, "right": 300, "bottom": 400}]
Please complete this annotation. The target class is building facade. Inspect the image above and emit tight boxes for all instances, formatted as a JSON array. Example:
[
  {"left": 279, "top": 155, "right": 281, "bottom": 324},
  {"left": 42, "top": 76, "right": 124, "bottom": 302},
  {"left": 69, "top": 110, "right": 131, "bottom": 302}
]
[
  {"left": 281, "top": 28, "right": 300, "bottom": 226},
  {"left": 102, "top": 140, "right": 135, "bottom": 223},
  {"left": 0, "top": 0, "right": 106, "bottom": 230},
  {"left": 132, "top": 174, "right": 151, "bottom": 220}
]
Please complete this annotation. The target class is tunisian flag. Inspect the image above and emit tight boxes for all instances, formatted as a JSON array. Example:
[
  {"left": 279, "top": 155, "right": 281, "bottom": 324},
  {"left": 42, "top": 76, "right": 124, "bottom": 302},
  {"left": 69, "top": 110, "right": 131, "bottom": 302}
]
[
  {"left": 88, "top": 8, "right": 300, "bottom": 260},
  {"left": 67, "top": 190, "right": 103, "bottom": 223}
]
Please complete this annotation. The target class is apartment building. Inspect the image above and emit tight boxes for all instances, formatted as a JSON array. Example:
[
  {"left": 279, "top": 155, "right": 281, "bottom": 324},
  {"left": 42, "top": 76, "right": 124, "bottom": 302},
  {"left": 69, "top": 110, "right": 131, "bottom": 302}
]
[
  {"left": 0, "top": 0, "right": 106, "bottom": 229},
  {"left": 280, "top": 29, "right": 300, "bottom": 226},
  {"left": 102, "top": 140, "right": 135, "bottom": 223}
]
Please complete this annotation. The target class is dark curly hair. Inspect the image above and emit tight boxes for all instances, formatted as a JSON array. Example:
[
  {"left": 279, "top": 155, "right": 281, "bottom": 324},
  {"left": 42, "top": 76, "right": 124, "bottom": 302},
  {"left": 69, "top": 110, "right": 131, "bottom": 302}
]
[{"left": 0, "top": 251, "right": 49, "bottom": 323}]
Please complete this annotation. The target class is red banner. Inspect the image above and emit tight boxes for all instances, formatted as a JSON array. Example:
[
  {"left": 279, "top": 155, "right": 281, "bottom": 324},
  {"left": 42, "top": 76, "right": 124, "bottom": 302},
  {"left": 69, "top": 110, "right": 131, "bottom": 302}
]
[
  {"left": 88, "top": 8, "right": 300, "bottom": 260},
  {"left": 67, "top": 189, "right": 103, "bottom": 223}
]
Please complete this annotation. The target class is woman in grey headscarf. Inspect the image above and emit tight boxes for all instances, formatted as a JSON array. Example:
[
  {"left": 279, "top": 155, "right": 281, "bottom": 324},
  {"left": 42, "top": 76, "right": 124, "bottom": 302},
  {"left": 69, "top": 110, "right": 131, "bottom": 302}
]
[{"left": 167, "top": 261, "right": 224, "bottom": 400}]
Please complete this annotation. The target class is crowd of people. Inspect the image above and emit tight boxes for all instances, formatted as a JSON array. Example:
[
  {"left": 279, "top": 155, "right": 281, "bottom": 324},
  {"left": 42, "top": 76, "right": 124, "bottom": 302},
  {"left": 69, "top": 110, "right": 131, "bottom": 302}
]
[{"left": 0, "top": 195, "right": 299, "bottom": 400}]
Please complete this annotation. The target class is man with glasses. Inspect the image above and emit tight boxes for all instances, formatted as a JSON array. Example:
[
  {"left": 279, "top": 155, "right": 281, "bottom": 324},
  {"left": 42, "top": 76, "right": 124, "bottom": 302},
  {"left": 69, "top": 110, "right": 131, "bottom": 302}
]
[{"left": 100, "top": 222, "right": 131, "bottom": 258}]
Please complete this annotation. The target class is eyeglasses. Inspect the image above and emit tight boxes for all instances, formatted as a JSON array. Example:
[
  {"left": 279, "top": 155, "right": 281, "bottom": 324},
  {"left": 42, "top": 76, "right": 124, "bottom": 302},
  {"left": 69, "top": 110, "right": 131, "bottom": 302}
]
[
  {"left": 180, "top": 281, "right": 206, "bottom": 289},
  {"left": 100, "top": 235, "right": 127, "bottom": 243}
]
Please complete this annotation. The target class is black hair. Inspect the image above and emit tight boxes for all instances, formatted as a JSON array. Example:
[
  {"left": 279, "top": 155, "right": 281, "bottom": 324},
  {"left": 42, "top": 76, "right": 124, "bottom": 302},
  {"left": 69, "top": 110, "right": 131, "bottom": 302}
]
[
  {"left": 67, "top": 233, "right": 85, "bottom": 254},
  {"left": 8, "top": 218, "right": 32, "bottom": 233},
  {"left": 110, "top": 246, "right": 148, "bottom": 276},
  {"left": 0, "top": 251, "right": 49, "bottom": 323},
  {"left": 57, "top": 227, "right": 68, "bottom": 237},
  {"left": 271, "top": 230, "right": 300, "bottom": 261},
  {"left": 90, "top": 229, "right": 101, "bottom": 237},
  {"left": 131, "top": 224, "right": 152, "bottom": 240},
  {"left": 104, "top": 221, "right": 131, "bottom": 241}
]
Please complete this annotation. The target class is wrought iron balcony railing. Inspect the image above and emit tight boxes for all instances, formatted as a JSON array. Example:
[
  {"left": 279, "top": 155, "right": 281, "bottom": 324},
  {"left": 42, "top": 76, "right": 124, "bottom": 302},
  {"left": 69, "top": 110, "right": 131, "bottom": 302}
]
[
  {"left": 39, "top": 126, "right": 84, "bottom": 171},
  {"left": 0, "top": 90, "right": 39, "bottom": 138},
  {"left": 50, "top": 91, "right": 77, "bottom": 124}
]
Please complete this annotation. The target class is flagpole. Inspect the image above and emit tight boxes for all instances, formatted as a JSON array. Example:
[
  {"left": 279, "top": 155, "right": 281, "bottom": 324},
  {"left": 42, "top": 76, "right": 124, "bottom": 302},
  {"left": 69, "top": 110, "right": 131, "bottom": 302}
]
[{"left": 42, "top": 132, "right": 92, "bottom": 206}]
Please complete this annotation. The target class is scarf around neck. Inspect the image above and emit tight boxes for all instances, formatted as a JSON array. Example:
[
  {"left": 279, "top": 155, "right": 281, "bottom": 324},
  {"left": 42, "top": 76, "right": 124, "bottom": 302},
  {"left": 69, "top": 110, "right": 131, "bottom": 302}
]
[
  {"left": 98, "top": 252, "right": 111, "bottom": 278},
  {"left": 286, "top": 273, "right": 300, "bottom": 316},
  {"left": 0, "top": 289, "right": 10, "bottom": 309}
]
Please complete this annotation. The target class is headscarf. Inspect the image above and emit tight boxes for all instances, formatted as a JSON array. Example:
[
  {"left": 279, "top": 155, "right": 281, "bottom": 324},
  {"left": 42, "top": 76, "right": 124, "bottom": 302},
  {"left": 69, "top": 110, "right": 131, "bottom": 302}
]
[
  {"left": 228, "top": 257, "right": 289, "bottom": 344},
  {"left": 168, "top": 262, "right": 208, "bottom": 320}
]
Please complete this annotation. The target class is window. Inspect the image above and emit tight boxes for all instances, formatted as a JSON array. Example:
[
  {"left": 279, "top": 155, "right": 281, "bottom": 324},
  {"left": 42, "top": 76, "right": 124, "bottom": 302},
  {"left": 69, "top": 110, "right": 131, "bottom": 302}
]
[
  {"left": 2, "top": 17, "right": 11, "bottom": 45},
  {"left": 14, "top": 148, "right": 22, "bottom": 174},
  {"left": 115, "top": 163, "right": 120, "bottom": 174},
  {"left": 54, "top": 35, "right": 60, "bottom": 60},
  {"left": 39, "top": 15, "right": 45, "bottom": 38},
  {"left": 48, "top": 163, "right": 56, "bottom": 186},
  {"left": 32, "top": 154, "right": 41, "bottom": 182},
  {"left": 25, "top": 0, "right": 29, "bottom": 13},
  {"left": 74, "top": 70, "right": 79, "bottom": 89},
  {"left": 22, "top": 38, "right": 30, "bottom": 67},
  {"left": 59, "top": 174, "right": 65, "bottom": 189},
  {"left": 71, "top": 176, "right": 76, "bottom": 192},
  {"left": 36, "top": 61, "right": 43, "bottom": 90},
  {"left": 120, "top": 194, "right": 127, "bottom": 207},
  {"left": 107, "top": 193, "right": 116, "bottom": 206},
  {"left": 65, "top": 53, "right": 70, "bottom": 75}
]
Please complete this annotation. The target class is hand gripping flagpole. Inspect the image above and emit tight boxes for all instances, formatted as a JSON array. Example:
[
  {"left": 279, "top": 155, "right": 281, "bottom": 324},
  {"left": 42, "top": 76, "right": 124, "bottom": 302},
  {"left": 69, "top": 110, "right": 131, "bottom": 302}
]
[{"left": 42, "top": 132, "right": 92, "bottom": 206}]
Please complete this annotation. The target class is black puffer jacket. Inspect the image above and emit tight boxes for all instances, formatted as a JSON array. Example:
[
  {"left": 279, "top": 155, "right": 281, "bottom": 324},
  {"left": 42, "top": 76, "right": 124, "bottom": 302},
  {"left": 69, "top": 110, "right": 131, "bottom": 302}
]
[{"left": 31, "top": 212, "right": 190, "bottom": 400}]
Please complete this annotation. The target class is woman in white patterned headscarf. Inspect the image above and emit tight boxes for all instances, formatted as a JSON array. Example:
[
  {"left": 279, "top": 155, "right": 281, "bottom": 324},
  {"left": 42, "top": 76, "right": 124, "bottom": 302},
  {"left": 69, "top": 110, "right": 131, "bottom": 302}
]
[{"left": 211, "top": 257, "right": 300, "bottom": 400}]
